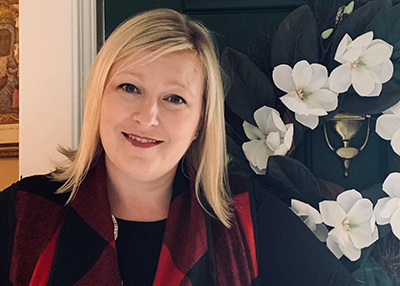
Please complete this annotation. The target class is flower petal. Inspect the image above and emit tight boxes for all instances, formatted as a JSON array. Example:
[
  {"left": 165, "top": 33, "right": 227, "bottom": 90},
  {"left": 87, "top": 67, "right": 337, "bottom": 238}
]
[
  {"left": 326, "top": 235, "right": 343, "bottom": 259},
  {"left": 339, "top": 235, "right": 362, "bottom": 261},
  {"left": 273, "top": 64, "right": 296, "bottom": 93},
  {"left": 306, "top": 107, "right": 328, "bottom": 116},
  {"left": 280, "top": 93, "right": 309, "bottom": 115},
  {"left": 352, "top": 67, "right": 375, "bottom": 96},
  {"left": 388, "top": 101, "right": 400, "bottom": 117},
  {"left": 254, "top": 106, "right": 282, "bottom": 134},
  {"left": 390, "top": 208, "right": 400, "bottom": 240},
  {"left": 391, "top": 128, "right": 400, "bottom": 156},
  {"left": 274, "top": 144, "right": 288, "bottom": 156},
  {"left": 376, "top": 114, "right": 400, "bottom": 140},
  {"left": 366, "top": 81, "right": 382, "bottom": 97},
  {"left": 309, "top": 89, "right": 338, "bottom": 112},
  {"left": 329, "top": 226, "right": 361, "bottom": 261},
  {"left": 295, "top": 113, "right": 319, "bottom": 130},
  {"left": 337, "top": 189, "right": 363, "bottom": 213},
  {"left": 283, "top": 124, "right": 294, "bottom": 149},
  {"left": 255, "top": 142, "right": 273, "bottom": 170},
  {"left": 243, "top": 121, "right": 264, "bottom": 140},
  {"left": 362, "top": 43, "right": 393, "bottom": 67},
  {"left": 303, "top": 94, "right": 327, "bottom": 115},
  {"left": 348, "top": 31, "right": 373, "bottom": 48},
  {"left": 370, "top": 59, "right": 394, "bottom": 84},
  {"left": 270, "top": 109, "right": 286, "bottom": 133},
  {"left": 383, "top": 172, "right": 400, "bottom": 197},
  {"left": 329, "top": 63, "right": 352, "bottom": 93},
  {"left": 335, "top": 34, "right": 352, "bottom": 63},
  {"left": 374, "top": 197, "right": 392, "bottom": 225},
  {"left": 292, "top": 200, "right": 324, "bottom": 225},
  {"left": 346, "top": 199, "right": 373, "bottom": 224},
  {"left": 266, "top": 131, "right": 281, "bottom": 151},
  {"left": 348, "top": 220, "right": 377, "bottom": 249},
  {"left": 320, "top": 201, "right": 347, "bottom": 227},
  {"left": 291, "top": 199, "right": 309, "bottom": 216},
  {"left": 249, "top": 160, "right": 266, "bottom": 175},
  {"left": 243, "top": 140, "right": 272, "bottom": 172},
  {"left": 292, "top": 60, "right": 312, "bottom": 89},
  {"left": 242, "top": 140, "right": 262, "bottom": 165},
  {"left": 306, "top": 207, "right": 323, "bottom": 225},
  {"left": 380, "top": 197, "right": 400, "bottom": 218},
  {"left": 343, "top": 46, "right": 363, "bottom": 62},
  {"left": 306, "top": 64, "right": 328, "bottom": 91}
]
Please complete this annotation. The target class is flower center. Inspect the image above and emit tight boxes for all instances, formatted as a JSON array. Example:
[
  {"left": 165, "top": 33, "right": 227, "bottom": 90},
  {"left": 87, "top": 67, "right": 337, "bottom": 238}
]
[
  {"left": 342, "top": 218, "right": 360, "bottom": 231},
  {"left": 351, "top": 59, "right": 367, "bottom": 69},
  {"left": 296, "top": 89, "right": 312, "bottom": 100}
]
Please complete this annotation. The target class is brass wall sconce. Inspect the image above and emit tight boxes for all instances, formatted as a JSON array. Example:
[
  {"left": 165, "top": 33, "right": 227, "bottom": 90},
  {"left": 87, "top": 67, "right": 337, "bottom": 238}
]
[{"left": 324, "top": 113, "right": 371, "bottom": 177}]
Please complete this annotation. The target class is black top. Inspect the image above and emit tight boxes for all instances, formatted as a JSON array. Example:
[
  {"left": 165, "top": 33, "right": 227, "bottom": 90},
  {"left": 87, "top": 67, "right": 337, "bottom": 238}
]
[
  {"left": 0, "top": 174, "right": 358, "bottom": 286},
  {"left": 115, "top": 218, "right": 167, "bottom": 286}
]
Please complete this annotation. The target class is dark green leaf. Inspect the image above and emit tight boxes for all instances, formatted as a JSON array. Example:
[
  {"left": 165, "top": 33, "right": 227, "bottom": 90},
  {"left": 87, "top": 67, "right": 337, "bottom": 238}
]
[
  {"left": 262, "top": 155, "right": 321, "bottom": 208},
  {"left": 226, "top": 135, "right": 253, "bottom": 178},
  {"left": 352, "top": 257, "right": 392, "bottom": 285},
  {"left": 364, "top": 0, "right": 393, "bottom": 32},
  {"left": 374, "top": 4, "right": 400, "bottom": 85},
  {"left": 361, "top": 183, "right": 386, "bottom": 206},
  {"left": 270, "top": 5, "right": 319, "bottom": 68},
  {"left": 329, "top": 0, "right": 393, "bottom": 70},
  {"left": 222, "top": 47, "right": 276, "bottom": 126},
  {"left": 392, "top": 41, "right": 400, "bottom": 83},
  {"left": 339, "top": 79, "right": 400, "bottom": 115},
  {"left": 373, "top": 4, "right": 400, "bottom": 46}
]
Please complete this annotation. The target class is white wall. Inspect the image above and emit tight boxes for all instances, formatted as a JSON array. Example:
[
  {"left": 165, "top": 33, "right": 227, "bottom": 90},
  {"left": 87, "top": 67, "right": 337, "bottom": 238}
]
[{"left": 19, "top": 0, "right": 97, "bottom": 177}]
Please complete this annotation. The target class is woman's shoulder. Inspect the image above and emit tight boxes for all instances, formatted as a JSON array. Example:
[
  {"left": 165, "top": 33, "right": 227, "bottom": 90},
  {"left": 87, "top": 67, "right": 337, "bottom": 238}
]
[{"left": 0, "top": 174, "right": 69, "bottom": 207}]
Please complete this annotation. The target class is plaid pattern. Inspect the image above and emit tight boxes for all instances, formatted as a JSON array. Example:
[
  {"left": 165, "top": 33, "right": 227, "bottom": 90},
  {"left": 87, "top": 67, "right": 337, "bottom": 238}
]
[{"left": 8, "top": 157, "right": 259, "bottom": 286}]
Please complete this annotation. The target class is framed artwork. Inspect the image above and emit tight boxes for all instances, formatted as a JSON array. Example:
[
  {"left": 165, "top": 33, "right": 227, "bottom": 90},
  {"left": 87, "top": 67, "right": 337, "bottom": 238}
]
[{"left": 0, "top": 0, "right": 18, "bottom": 157}]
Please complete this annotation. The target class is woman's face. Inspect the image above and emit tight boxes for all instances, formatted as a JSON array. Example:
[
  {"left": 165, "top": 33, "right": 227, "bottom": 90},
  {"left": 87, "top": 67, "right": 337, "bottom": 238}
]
[{"left": 100, "top": 50, "right": 204, "bottom": 183}]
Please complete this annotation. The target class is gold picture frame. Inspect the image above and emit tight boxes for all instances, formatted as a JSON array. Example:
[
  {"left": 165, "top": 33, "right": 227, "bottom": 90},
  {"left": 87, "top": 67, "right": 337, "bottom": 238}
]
[
  {"left": 0, "top": 112, "right": 18, "bottom": 157},
  {"left": 0, "top": 1, "right": 18, "bottom": 158}
]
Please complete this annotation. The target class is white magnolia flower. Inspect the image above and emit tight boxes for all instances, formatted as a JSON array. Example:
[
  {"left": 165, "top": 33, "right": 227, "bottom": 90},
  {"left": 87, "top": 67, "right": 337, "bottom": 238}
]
[
  {"left": 273, "top": 60, "right": 338, "bottom": 130},
  {"left": 291, "top": 199, "right": 329, "bottom": 242},
  {"left": 330, "top": 31, "right": 393, "bottom": 97},
  {"left": 320, "top": 190, "right": 378, "bottom": 261},
  {"left": 376, "top": 100, "right": 400, "bottom": 156},
  {"left": 242, "top": 106, "right": 293, "bottom": 175},
  {"left": 374, "top": 172, "right": 400, "bottom": 240}
]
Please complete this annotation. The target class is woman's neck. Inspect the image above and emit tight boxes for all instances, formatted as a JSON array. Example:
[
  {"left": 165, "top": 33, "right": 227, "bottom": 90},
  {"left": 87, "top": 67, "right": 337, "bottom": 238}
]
[{"left": 105, "top": 160, "right": 176, "bottom": 222}]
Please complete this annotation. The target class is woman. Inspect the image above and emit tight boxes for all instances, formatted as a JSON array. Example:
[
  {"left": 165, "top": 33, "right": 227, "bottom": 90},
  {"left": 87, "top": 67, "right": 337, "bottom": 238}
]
[{"left": 0, "top": 8, "right": 357, "bottom": 286}]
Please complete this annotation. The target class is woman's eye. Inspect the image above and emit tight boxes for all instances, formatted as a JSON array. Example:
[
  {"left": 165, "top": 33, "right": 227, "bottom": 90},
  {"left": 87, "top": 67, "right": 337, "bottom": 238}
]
[
  {"left": 167, "top": 95, "right": 186, "bottom": 104},
  {"left": 119, "top": 83, "right": 139, "bottom": 93}
]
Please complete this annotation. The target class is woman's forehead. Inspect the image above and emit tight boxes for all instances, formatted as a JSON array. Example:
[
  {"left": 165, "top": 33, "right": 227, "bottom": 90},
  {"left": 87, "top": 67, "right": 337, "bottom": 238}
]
[
  {"left": 106, "top": 50, "right": 205, "bottom": 88},
  {"left": 112, "top": 50, "right": 202, "bottom": 74}
]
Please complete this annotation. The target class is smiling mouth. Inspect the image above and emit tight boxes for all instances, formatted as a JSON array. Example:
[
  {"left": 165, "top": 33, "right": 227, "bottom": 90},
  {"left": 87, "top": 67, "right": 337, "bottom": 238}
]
[{"left": 122, "top": 132, "right": 162, "bottom": 148}]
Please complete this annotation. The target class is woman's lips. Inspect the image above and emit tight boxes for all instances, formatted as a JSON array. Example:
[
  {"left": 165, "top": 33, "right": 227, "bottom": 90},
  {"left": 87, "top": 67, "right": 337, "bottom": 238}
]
[{"left": 122, "top": 132, "right": 162, "bottom": 148}]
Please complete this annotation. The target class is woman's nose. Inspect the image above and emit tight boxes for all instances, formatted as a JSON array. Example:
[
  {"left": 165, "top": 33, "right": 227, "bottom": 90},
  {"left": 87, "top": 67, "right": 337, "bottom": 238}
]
[{"left": 131, "top": 97, "right": 160, "bottom": 127}]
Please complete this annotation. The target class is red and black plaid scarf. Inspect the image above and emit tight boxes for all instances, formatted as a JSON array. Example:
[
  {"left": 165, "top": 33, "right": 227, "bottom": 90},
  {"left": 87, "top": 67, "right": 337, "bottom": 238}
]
[{"left": 9, "top": 158, "right": 259, "bottom": 285}]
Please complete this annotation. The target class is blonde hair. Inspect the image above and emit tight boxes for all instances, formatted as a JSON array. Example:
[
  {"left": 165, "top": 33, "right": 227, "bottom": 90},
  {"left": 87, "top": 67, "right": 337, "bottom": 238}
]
[{"left": 53, "top": 8, "right": 232, "bottom": 227}]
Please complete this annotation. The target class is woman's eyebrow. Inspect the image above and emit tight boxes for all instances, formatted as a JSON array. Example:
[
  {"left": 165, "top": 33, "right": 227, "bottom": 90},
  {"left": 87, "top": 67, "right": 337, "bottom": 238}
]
[
  {"left": 116, "top": 71, "right": 144, "bottom": 81},
  {"left": 165, "top": 80, "right": 195, "bottom": 98}
]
